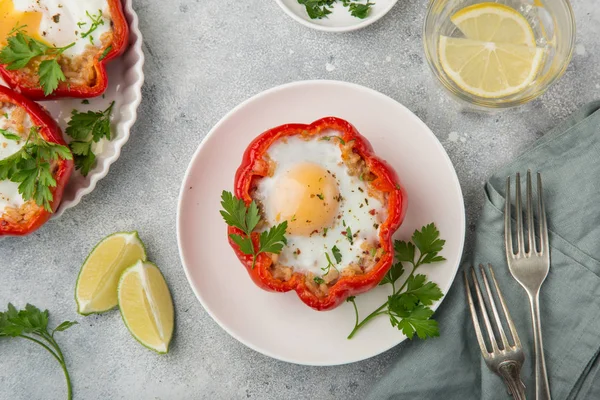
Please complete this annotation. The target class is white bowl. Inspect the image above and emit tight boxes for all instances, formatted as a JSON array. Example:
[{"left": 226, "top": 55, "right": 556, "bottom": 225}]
[{"left": 275, "top": 0, "right": 398, "bottom": 32}]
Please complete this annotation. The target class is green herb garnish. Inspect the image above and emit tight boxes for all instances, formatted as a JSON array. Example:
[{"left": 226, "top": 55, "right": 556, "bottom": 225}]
[
  {"left": 320, "top": 135, "right": 346, "bottom": 145},
  {"left": 297, "top": 0, "right": 374, "bottom": 20},
  {"left": 0, "top": 303, "right": 77, "bottom": 400},
  {"left": 314, "top": 277, "right": 325, "bottom": 284},
  {"left": 98, "top": 45, "right": 112, "bottom": 62},
  {"left": 346, "top": 225, "right": 353, "bottom": 244},
  {"left": 347, "top": 223, "right": 446, "bottom": 339},
  {"left": 0, "top": 127, "right": 72, "bottom": 211},
  {"left": 0, "top": 128, "right": 21, "bottom": 141},
  {"left": 66, "top": 101, "right": 114, "bottom": 176},
  {"left": 322, "top": 245, "right": 342, "bottom": 276},
  {"left": 80, "top": 10, "right": 105, "bottom": 41},
  {"left": 220, "top": 191, "right": 287, "bottom": 269},
  {"left": 0, "top": 26, "right": 75, "bottom": 95}
]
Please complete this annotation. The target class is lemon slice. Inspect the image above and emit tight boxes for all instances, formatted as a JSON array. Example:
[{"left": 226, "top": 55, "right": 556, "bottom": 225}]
[
  {"left": 76, "top": 232, "right": 147, "bottom": 315},
  {"left": 439, "top": 36, "right": 544, "bottom": 98},
  {"left": 118, "top": 261, "right": 174, "bottom": 354},
  {"left": 451, "top": 3, "right": 536, "bottom": 47}
]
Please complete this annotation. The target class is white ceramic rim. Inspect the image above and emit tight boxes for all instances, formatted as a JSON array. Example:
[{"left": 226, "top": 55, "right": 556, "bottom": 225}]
[
  {"left": 274, "top": 0, "right": 398, "bottom": 32},
  {"left": 176, "top": 80, "right": 466, "bottom": 365},
  {"left": 54, "top": 0, "right": 145, "bottom": 217}
]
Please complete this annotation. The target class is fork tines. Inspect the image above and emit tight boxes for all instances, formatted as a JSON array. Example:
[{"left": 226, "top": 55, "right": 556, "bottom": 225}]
[
  {"left": 464, "top": 264, "right": 521, "bottom": 356},
  {"left": 505, "top": 170, "right": 549, "bottom": 258}
]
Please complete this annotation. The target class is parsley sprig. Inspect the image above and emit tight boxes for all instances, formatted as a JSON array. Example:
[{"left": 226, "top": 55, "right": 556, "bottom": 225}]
[
  {"left": 220, "top": 191, "right": 288, "bottom": 269},
  {"left": 66, "top": 102, "right": 114, "bottom": 176},
  {"left": 347, "top": 223, "right": 446, "bottom": 339},
  {"left": 297, "top": 0, "right": 374, "bottom": 20},
  {"left": 0, "top": 127, "right": 72, "bottom": 212},
  {"left": 0, "top": 26, "right": 75, "bottom": 95},
  {"left": 0, "top": 303, "right": 77, "bottom": 400}
]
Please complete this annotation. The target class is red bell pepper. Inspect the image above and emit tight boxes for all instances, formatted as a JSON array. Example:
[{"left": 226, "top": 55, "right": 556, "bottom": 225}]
[
  {"left": 0, "top": 85, "right": 73, "bottom": 236},
  {"left": 0, "top": 0, "right": 129, "bottom": 100},
  {"left": 229, "top": 117, "right": 407, "bottom": 311}
]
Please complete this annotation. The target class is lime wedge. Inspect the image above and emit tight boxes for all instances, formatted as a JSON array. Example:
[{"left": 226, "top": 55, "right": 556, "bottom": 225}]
[
  {"left": 118, "top": 261, "right": 174, "bottom": 354},
  {"left": 75, "top": 232, "right": 147, "bottom": 315}
]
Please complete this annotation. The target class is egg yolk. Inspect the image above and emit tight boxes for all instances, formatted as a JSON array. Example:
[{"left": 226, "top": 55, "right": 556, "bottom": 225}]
[
  {"left": 0, "top": 0, "right": 45, "bottom": 47},
  {"left": 271, "top": 163, "right": 340, "bottom": 236}
]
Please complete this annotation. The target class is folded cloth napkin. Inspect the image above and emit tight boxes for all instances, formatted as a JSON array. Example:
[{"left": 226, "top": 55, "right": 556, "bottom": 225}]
[{"left": 368, "top": 101, "right": 600, "bottom": 400}]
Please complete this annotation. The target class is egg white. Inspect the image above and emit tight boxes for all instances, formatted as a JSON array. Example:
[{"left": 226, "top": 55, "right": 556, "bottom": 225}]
[
  {"left": 0, "top": 104, "right": 30, "bottom": 212},
  {"left": 12, "top": 0, "right": 111, "bottom": 57},
  {"left": 254, "top": 130, "right": 386, "bottom": 277}
]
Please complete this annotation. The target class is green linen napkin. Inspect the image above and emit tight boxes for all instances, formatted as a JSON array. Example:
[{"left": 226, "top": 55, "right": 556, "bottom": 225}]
[{"left": 368, "top": 101, "right": 600, "bottom": 400}]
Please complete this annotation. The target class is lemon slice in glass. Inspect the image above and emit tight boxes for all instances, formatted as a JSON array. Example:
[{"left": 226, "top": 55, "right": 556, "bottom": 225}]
[
  {"left": 118, "top": 261, "right": 174, "bottom": 354},
  {"left": 451, "top": 3, "right": 536, "bottom": 47},
  {"left": 75, "top": 232, "right": 147, "bottom": 315},
  {"left": 439, "top": 36, "right": 545, "bottom": 99}
]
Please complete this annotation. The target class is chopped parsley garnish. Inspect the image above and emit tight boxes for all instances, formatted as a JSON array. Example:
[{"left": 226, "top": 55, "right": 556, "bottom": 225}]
[
  {"left": 80, "top": 10, "right": 104, "bottom": 41},
  {"left": 98, "top": 45, "right": 112, "bottom": 61},
  {"left": 0, "top": 128, "right": 21, "bottom": 141},
  {"left": 346, "top": 226, "right": 354, "bottom": 244},
  {"left": 65, "top": 102, "right": 114, "bottom": 177},
  {"left": 0, "top": 26, "right": 75, "bottom": 96},
  {"left": 322, "top": 245, "right": 342, "bottom": 275},
  {"left": 0, "top": 127, "right": 72, "bottom": 211},
  {"left": 320, "top": 135, "right": 346, "bottom": 145},
  {"left": 347, "top": 223, "right": 446, "bottom": 340},
  {"left": 220, "top": 191, "right": 287, "bottom": 269},
  {"left": 314, "top": 277, "right": 325, "bottom": 285},
  {"left": 297, "top": 0, "right": 374, "bottom": 20}
]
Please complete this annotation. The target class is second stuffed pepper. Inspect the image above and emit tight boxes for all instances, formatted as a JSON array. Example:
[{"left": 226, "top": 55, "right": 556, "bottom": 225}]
[
  {"left": 0, "top": 85, "right": 73, "bottom": 236},
  {"left": 0, "top": 0, "right": 129, "bottom": 99}
]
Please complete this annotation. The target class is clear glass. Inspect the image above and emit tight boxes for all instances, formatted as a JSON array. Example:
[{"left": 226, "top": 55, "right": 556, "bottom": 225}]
[{"left": 423, "top": 0, "right": 576, "bottom": 109}]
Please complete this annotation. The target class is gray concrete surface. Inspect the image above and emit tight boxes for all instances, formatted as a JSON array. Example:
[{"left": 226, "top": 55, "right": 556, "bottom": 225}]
[{"left": 1, "top": 0, "right": 599, "bottom": 399}]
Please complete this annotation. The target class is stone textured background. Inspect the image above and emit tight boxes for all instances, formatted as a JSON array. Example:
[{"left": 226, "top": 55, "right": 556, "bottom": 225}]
[{"left": 1, "top": 0, "right": 599, "bottom": 399}]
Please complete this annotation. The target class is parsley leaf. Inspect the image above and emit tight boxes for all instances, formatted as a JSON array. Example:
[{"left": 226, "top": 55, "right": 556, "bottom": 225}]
[
  {"left": 65, "top": 102, "right": 114, "bottom": 176},
  {"left": 259, "top": 221, "right": 288, "bottom": 254},
  {"left": 0, "top": 303, "right": 77, "bottom": 399},
  {"left": 389, "top": 304, "right": 439, "bottom": 340},
  {"left": 0, "top": 32, "right": 47, "bottom": 70},
  {"left": 220, "top": 191, "right": 288, "bottom": 269},
  {"left": 0, "top": 127, "right": 72, "bottom": 211},
  {"left": 332, "top": 245, "right": 342, "bottom": 264},
  {"left": 0, "top": 27, "right": 75, "bottom": 96},
  {"left": 379, "top": 262, "right": 404, "bottom": 286},
  {"left": 0, "top": 128, "right": 21, "bottom": 141},
  {"left": 38, "top": 59, "right": 66, "bottom": 96},
  {"left": 412, "top": 223, "right": 446, "bottom": 255},
  {"left": 347, "top": 223, "right": 446, "bottom": 340},
  {"left": 348, "top": 1, "right": 374, "bottom": 19},
  {"left": 297, "top": 0, "right": 374, "bottom": 20},
  {"left": 346, "top": 225, "right": 353, "bottom": 244}
]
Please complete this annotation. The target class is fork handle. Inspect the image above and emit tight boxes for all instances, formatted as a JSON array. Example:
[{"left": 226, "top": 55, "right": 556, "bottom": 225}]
[
  {"left": 498, "top": 361, "right": 527, "bottom": 400},
  {"left": 529, "top": 292, "right": 552, "bottom": 400}
]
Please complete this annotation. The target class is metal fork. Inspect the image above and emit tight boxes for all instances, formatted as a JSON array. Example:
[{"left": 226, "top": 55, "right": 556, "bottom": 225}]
[
  {"left": 464, "top": 264, "right": 526, "bottom": 399},
  {"left": 505, "top": 171, "right": 551, "bottom": 400}
]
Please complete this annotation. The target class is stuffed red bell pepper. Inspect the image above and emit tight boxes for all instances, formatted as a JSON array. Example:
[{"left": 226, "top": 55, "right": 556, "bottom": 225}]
[
  {"left": 0, "top": 0, "right": 129, "bottom": 100},
  {"left": 0, "top": 85, "right": 73, "bottom": 236},
  {"left": 223, "top": 117, "right": 407, "bottom": 311}
]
